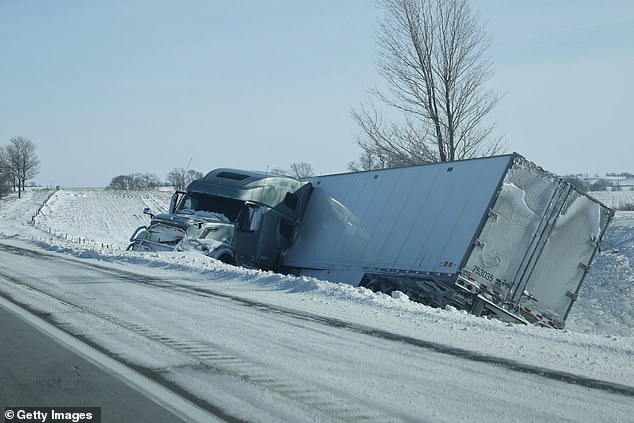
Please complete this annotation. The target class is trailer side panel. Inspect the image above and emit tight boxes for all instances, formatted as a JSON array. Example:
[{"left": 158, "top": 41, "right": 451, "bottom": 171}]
[{"left": 283, "top": 155, "right": 514, "bottom": 285}]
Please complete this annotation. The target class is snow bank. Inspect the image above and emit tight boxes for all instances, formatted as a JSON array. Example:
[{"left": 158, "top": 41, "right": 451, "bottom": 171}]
[{"left": 1, "top": 188, "right": 632, "bottom": 338}]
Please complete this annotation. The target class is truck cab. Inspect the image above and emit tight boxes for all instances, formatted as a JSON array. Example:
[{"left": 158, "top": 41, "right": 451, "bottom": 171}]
[{"left": 128, "top": 169, "right": 312, "bottom": 270}]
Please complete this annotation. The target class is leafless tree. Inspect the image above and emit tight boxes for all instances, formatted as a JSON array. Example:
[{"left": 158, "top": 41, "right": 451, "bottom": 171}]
[
  {"left": 351, "top": 0, "right": 504, "bottom": 170},
  {"left": 107, "top": 175, "right": 133, "bottom": 190},
  {"left": 107, "top": 173, "right": 162, "bottom": 190},
  {"left": 2, "top": 137, "right": 39, "bottom": 198},
  {"left": 133, "top": 173, "right": 161, "bottom": 190},
  {"left": 166, "top": 168, "right": 203, "bottom": 191},
  {"left": 269, "top": 167, "right": 288, "bottom": 176},
  {"left": 0, "top": 148, "right": 11, "bottom": 185},
  {"left": 270, "top": 162, "right": 315, "bottom": 179},
  {"left": 288, "top": 162, "right": 315, "bottom": 179},
  {"left": 0, "top": 148, "right": 12, "bottom": 197}
]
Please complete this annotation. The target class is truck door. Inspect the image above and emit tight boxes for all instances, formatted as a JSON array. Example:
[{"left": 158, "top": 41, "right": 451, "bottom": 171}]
[{"left": 234, "top": 203, "right": 264, "bottom": 267}]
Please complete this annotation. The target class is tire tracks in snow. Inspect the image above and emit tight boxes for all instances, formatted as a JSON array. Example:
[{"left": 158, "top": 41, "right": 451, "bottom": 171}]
[
  {"left": 0, "top": 244, "right": 393, "bottom": 422},
  {"left": 2, "top": 242, "right": 634, "bottom": 401}
]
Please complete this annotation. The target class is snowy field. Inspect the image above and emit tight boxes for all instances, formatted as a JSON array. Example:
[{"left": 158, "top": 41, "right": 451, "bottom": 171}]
[
  {"left": 590, "top": 189, "right": 634, "bottom": 210},
  {"left": 0, "top": 188, "right": 633, "bottom": 421}
]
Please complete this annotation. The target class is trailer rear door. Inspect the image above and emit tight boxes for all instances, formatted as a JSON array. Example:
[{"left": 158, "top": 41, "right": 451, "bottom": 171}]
[
  {"left": 517, "top": 190, "right": 613, "bottom": 327},
  {"left": 461, "top": 156, "right": 563, "bottom": 302}
]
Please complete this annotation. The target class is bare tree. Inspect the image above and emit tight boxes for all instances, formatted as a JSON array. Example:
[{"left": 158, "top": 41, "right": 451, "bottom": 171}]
[
  {"left": 166, "top": 168, "right": 203, "bottom": 191},
  {"left": 132, "top": 173, "right": 161, "bottom": 190},
  {"left": 0, "top": 148, "right": 12, "bottom": 198},
  {"left": 269, "top": 167, "right": 288, "bottom": 176},
  {"left": 107, "top": 175, "right": 133, "bottom": 190},
  {"left": 2, "top": 137, "right": 39, "bottom": 198},
  {"left": 107, "top": 173, "right": 162, "bottom": 190},
  {"left": 288, "top": 162, "right": 315, "bottom": 179},
  {"left": 0, "top": 147, "right": 12, "bottom": 190},
  {"left": 351, "top": 0, "right": 504, "bottom": 170},
  {"left": 270, "top": 162, "right": 315, "bottom": 179}
]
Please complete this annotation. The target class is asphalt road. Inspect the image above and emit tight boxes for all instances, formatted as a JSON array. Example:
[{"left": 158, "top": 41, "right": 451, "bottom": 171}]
[
  {"left": 0, "top": 299, "right": 220, "bottom": 423},
  {"left": 0, "top": 241, "right": 633, "bottom": 422}
]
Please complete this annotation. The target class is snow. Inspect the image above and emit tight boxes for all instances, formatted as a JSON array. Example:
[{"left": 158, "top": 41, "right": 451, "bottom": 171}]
[
  {"left": 590, "top": 189, "right": 634, "bottom": 210},
  {"left": 1, "top": 188, "right": 633, "bottom": 421},
  {"left": 178, "top": 208, "right": 232, "bottom": 222}
]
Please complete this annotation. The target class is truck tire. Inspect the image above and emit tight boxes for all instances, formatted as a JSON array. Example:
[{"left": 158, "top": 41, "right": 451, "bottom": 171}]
[{"left": 219, "top": 254, "right": 236, "bottom": 266}]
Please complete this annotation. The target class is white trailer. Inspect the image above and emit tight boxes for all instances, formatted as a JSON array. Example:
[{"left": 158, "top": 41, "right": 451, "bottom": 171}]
[{"left": 281, "top": 154, "right": 613, "bottom": 328}]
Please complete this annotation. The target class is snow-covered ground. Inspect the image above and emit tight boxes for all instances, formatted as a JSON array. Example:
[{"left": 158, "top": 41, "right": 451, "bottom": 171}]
[
  {"left": 21, "top": 187, "right": 633, "bottom": 338},
  {"left": 590, "top": 189, "right": 634, "bottom": 210},
  {"left": 1, "top": 188, "right": 633, "bottom": 421}
]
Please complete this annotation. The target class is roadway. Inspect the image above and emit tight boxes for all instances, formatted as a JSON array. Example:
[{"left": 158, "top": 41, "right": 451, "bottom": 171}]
[
  {"left": 0, "top": 241, "right": 633, "bottom": 422},
  {"left": 0, "top": 298, "right": 224, "bottom": 423}
]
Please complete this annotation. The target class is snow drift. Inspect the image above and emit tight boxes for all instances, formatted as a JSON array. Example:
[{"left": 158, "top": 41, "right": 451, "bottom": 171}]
[{"left": 3, "top": 187, "right": 631, "bottom": 338}]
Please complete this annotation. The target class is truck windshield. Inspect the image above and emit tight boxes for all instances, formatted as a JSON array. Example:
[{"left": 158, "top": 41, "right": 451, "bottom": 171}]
[{"left": 177, "top": 193, "right": 244, "bottom": 222}]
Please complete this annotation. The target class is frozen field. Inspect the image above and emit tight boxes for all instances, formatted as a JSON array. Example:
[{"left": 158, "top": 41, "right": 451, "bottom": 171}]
[{"left": 590, "top": 189, "right": 634, "bottom": 210}]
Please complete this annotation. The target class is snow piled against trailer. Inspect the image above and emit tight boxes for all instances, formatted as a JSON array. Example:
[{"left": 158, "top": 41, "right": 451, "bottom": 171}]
[
  {"left": 1, "top": 188, "right": 630, "bottom": 338},
  {"left": 566, "top": 210, "right": 634, "bottom": 335}
]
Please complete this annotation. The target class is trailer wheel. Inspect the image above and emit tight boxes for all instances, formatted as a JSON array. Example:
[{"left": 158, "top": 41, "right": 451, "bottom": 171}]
[
  {"left": 359, "top": 275, "right": 397, "bottom": 295},
  {"left": 359, "top": 276, "right": 379, "bottom": 292}
]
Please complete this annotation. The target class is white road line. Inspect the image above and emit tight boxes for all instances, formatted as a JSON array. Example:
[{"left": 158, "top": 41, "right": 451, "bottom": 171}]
[{"left": 0, "top": 296, "right": 225, "bottom": 423}]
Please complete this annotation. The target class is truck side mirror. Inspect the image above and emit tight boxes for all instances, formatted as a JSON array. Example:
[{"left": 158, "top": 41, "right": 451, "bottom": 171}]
[
  {"left": 284, "top": 192, "right": 298, "bottom": 210},
  {"left": 143, "top": 207, "right": 154, "bottom": 218},
  {"left": 249, "top": 207, "right": 262, "bottom": 232},
  {"left": 169, "top": 191, "right": 186, "bottom": 214},
  {"left": 238, "top": 204, "right": 263, "bottom": 233}
]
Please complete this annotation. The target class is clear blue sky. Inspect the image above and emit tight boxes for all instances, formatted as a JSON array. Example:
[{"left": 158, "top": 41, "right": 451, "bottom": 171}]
[{"left": 1, "top": 1, "right": 632, "bottom": 187}]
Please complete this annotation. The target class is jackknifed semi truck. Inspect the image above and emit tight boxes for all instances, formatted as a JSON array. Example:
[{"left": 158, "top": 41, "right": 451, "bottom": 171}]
[{"left": 128, "top": 154, "right": 613, "bottom": 328}]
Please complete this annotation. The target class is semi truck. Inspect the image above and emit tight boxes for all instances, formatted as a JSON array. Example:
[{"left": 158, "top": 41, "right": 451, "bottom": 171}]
[
  {"left": 128, "top": 168, "right": 311, "bottom": 269},
  {"left": 128, "top": 154, "right": 613, "bottom": 328}
]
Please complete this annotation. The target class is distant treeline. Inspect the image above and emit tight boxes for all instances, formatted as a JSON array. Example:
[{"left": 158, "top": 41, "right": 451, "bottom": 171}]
[
  {"left": 563, "top": 176, "right": 632, "bottom": 193},
  {"left": 107, "top": 168, "right": 203, "bottom": 191}
]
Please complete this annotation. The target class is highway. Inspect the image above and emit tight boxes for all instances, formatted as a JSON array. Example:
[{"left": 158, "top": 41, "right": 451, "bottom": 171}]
[
  {"left": 0, "top": 241, "right": 632, "bottom": 422},
  {"left": 0, "top": 298, "right": 224, "bottom": 422}
]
